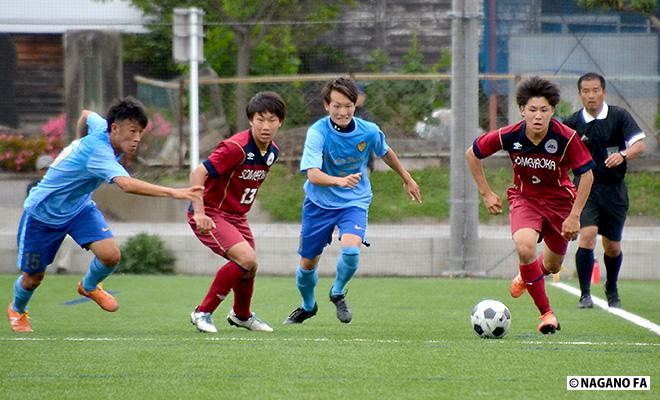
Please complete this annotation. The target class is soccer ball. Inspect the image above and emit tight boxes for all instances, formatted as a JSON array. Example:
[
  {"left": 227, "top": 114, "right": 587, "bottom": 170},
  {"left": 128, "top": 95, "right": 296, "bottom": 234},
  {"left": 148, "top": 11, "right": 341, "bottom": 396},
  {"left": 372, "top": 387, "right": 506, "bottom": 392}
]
[{"left": 470, "top": 299, "right": 511, "bottom": 339}]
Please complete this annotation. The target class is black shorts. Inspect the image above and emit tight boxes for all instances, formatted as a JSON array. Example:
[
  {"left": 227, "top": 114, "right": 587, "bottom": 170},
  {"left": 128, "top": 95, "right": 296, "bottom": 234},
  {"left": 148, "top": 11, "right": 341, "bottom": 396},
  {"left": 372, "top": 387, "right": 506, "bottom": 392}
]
[{"left": 580, "top": 181, "right": 629, "bottom": 241}]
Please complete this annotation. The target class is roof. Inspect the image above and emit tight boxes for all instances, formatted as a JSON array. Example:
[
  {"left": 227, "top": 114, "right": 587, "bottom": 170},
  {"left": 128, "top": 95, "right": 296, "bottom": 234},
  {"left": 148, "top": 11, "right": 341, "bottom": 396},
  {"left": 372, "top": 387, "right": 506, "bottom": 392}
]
[{"left": 0, "top": 0, "right": 152, "bottom": 34}]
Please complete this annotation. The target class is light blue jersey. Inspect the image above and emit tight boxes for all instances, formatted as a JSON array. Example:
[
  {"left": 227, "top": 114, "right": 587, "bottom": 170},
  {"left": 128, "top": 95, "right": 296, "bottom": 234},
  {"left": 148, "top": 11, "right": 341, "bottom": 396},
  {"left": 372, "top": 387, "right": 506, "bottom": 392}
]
[
  {"left": 24, "top": 112, "right": 129, "bottom": 225},
  {"left": 300, "top": 116, "right": 389, "bottom": 210}
]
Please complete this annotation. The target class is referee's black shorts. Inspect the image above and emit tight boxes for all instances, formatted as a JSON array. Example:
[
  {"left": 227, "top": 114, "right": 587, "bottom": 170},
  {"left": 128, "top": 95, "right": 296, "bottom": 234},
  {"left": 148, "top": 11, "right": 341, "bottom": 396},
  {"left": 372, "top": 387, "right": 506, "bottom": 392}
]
[{"left": 580, "top": 181, "right": 629, "bottom": 242}]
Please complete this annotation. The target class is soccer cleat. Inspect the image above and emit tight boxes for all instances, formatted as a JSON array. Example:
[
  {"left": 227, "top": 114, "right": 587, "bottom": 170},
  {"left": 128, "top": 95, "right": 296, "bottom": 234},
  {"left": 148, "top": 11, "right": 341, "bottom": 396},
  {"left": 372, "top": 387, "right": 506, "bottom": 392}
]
[
  {"left": 227, "top": 310, "right": 273, "bottom": 332},
  {"left": 578, "top": 294, "right": 593, "bottom": 309},
  {"left": 283, "top": 303, "right": 318, "bottom": 325},
  {"left": 77, "top": 281, "right": 119, "bottom": 312},
  {"left": 190, "top": 307, "right": 218, "bottom": 333},
  {"left": 509, "top": 273, "right": 527, "bottom": 298},
  {"left": 604, "top": 282, "right": 621, "bottom": 308},
  {"left": 538, "top": 311, "right": 561, "bottom": 334},
  {"left": 7, "top": 304, "right": 33, "bottom": 332},
  {"left": 329, "top": 289, "right": 352, "bottom": 324}
]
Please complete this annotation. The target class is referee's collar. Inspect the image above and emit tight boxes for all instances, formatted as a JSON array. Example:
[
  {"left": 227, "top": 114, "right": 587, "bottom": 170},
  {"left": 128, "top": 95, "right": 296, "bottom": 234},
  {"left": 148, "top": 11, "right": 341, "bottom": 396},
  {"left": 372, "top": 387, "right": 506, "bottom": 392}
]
[{"left": 582, "top": 102, "right": 608, "bottom": 123}]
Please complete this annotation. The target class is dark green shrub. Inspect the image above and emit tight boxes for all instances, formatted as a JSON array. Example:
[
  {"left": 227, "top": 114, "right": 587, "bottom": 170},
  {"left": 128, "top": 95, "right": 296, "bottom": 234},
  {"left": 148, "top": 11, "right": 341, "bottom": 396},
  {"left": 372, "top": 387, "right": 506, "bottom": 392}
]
[{"left": 119, "top": 233, "right": 176, "bottom": 274}]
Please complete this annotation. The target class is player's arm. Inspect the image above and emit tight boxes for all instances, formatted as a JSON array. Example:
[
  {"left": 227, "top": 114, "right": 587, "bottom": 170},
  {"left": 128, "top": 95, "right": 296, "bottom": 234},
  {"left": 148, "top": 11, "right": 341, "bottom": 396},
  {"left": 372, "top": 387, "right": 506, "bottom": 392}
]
[
  {"left": 189, "top": 163, "right": 215, "bottom": 234},
  {"left": 381, "top": 149, "right": 422, "bottom": 203},
  {"left": 113, "top": 176, "right": 203, "bottom": 202},
  {"left": 465, "top": 147, "right": 501, "bottom": 215},
  {"left": 76, "top": 110, "right": 92, "bottom": 136},
  {"left": 561, "top": 169, "right": 593, "bottom": 240},
  {"left": 306, "top": 168, "right": 361, "bottom": 188}
]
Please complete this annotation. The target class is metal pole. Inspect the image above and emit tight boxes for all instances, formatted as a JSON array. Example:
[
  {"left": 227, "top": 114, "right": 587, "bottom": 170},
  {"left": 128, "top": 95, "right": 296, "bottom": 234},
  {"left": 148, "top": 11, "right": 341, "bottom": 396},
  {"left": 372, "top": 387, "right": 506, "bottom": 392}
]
[
  {"left": 488, "top": 0, "right": 498, "bottom": 131},
  {"left": 449, "top": 0, "right": 481, "bottom": 275},
  {"left": 178, "top": 77, "right": 185, "bottom": 170},
  {"left": 188, "top": 7, "right": 200, "bottom": 171}
]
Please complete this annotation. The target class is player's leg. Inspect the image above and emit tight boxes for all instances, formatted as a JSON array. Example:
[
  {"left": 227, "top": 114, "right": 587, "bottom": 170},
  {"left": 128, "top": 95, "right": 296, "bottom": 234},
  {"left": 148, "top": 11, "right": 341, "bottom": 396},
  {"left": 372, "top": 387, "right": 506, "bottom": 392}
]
[
  {"left": 508, "top": 193, "right": 543, "bottom": 299},
  {"left": 9, "top": 213, "right": 65, "bottom": 332},
  {"left": 188, "top": 213, "right": 251, "bottom": 332},
  {"left": 328, "top": 207, "right": 367, "bottom": 323},
  {"left": 284, "top": 200, "right": 335, "bottom": 324},
  {"left": 575, "top": 193, "right": 599, "bottom": 308},
  {"left": 599, "top": 182, "right": 628, "bottom": 308},
  {"left": 69, "top": 206, "right": 119, "bottom": 312}
]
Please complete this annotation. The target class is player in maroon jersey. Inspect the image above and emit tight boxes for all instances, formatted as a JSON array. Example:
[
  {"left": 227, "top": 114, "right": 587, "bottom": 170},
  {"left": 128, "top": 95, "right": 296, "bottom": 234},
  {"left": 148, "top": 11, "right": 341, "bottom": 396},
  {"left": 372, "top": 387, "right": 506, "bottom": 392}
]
[
  {"left": 188, "top": 91, "right": 286, "bottom": 333},
  {"left": 466, "top": 76, "right": 595, "bottom": 334}
]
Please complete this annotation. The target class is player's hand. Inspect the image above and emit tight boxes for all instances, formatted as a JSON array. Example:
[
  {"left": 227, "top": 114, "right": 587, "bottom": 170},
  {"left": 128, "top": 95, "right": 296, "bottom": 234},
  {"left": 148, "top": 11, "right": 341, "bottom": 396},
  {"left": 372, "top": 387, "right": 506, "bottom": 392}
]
[
  {"left": 482, "top": 191, "right": 502, "bottom": 215},
  {"left": 337, "top": 173, "right": 362, "bottom": 188},
  {"left": 403, "top": 179, "right": 422, "bottom": 203},
  {"left": 193, "top": 213, "right": 215, "bottom": 235},
  {"left": 561, "top": 214, "right": 580, "bottom": 241}
]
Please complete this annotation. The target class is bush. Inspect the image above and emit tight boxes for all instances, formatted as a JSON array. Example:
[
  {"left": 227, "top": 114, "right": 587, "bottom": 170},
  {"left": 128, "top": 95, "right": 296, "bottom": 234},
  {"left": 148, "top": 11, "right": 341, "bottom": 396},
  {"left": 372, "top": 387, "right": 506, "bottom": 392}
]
[{"left": 119, "top": 233, "right": 176, "bottom": 274}]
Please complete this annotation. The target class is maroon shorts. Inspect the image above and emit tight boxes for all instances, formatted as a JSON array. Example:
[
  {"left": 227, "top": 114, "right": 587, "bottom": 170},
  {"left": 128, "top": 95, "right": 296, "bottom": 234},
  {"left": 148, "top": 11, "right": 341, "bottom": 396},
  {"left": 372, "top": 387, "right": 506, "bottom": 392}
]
[
  {"left": 187, "top": 208, "right": 254, "bottom": 258},
  {"left": 507, "top": 188, "right": 573, "bottom": 256}
]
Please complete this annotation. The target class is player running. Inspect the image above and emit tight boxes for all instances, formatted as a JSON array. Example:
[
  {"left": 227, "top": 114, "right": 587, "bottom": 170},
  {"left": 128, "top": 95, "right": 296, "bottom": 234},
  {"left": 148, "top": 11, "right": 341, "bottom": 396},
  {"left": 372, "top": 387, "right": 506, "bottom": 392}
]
[
  {"left": 283, "top": 77, "right": 421, "bottom": 325},
  {"left": 188, "top": 91, "right": 286, "bottom": 333},
  {"left": 465, "top": 76, "right": 594, "bottom": 334},
  {"left": 8, "top": 97, "right": 202, "bottom": 332}
]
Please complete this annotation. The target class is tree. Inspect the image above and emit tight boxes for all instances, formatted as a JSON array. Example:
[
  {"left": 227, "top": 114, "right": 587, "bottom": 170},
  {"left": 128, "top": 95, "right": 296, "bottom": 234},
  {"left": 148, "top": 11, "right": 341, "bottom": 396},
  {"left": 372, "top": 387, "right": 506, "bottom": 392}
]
[
  {"left": 119, "top": 0, "right": 353, "bottom": 129},
  {"left": 577, "top": 0, "right": 660, "bottom": 30}
]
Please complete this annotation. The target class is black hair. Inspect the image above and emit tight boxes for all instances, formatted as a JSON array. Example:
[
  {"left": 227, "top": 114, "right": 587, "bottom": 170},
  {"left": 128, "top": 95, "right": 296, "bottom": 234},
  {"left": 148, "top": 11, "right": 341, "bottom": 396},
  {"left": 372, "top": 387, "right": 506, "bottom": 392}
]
[
  {"left": 105, "top": 96, "right": 148, "bottom": 129},
  {"left": 321, "top": 77, "right": 358, "bottom": 105},
  {"left": 246, "top": 91, "right": 287, "bottom": 121},
  {"left": 577, "top": 72, "right": 606, "bottom": 91},
  {"left": 515, "top": 76, "right": 561, "bottom": 108}
]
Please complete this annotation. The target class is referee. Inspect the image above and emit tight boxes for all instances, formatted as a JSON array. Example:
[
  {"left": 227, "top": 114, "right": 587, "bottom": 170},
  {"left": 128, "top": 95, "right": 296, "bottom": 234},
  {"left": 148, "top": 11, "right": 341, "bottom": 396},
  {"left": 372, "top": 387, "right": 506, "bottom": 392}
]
[{"left": 564, "top": 72, "right": 646, "bottom": 309}]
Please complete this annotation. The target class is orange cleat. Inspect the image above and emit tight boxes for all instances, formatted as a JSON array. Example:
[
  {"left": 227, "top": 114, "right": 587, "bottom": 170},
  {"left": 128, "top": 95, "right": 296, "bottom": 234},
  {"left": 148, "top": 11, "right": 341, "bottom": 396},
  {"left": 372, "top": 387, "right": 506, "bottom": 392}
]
[
  {"left": 77, "top": 282, "right": 119, "bottom": 312},
  {"left": 538, "top": 311, "right": 561, "bottom": 334},
  {"left": 509, "top": 273, "right": 527, "bottom": 298},
  {"left": 7, "top": 304, "right": 33, "bottom": 332}
]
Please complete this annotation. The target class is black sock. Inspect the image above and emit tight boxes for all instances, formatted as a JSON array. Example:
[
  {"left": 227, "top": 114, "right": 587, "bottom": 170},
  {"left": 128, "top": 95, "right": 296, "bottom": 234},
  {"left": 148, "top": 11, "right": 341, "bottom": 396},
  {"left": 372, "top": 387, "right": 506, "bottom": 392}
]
[
  {"left": 604, "top": 252, "right": 623, "bottom": 292},
  {"left": 575, "top": 247, "right": 594, "bottom": 296}
]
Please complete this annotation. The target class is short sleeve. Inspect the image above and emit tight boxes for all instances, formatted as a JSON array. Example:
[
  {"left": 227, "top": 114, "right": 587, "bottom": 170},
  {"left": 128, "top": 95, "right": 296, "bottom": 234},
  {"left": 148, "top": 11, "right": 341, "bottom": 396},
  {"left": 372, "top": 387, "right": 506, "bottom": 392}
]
[
  {"left": 619, "top": 110, "right": 645, "bottom": 147},
  {"left": 205, "top": 141, "right": 245, "bottom": 178},
  {"left": 87, "top": 146, "right": 130, "bottom": 183},
  {"left": 87, "top": 112, "right": 108, "bottom": 135},
  {"left": 300, "top": 128, "right": 324, "bottom": 172},
  {"left": 472, "top": 130, "right": 502, "bottom": 159},
  {"left": 372, "top": 128, "right": 389, "bottom": 158},
  {"left": 565, "top": 134, "right": 594, "bottom": 176}
]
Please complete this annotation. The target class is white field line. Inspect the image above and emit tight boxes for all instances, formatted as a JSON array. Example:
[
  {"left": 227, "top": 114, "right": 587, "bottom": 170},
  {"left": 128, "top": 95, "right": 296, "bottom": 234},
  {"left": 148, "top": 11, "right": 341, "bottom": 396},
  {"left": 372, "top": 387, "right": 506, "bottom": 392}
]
[
  {"left": 552, "top": 282, "right": 660, "bottom": 336},
  {"left": 1, "top": 336, "right": 658, "bottom": 347}
]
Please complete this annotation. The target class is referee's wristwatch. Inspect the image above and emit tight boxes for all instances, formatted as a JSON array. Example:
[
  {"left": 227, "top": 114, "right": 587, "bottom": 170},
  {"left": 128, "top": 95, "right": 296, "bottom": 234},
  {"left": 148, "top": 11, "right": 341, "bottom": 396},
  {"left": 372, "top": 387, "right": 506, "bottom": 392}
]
[{"left": 619, "top": 150, "right": 628, "bottom": 160}]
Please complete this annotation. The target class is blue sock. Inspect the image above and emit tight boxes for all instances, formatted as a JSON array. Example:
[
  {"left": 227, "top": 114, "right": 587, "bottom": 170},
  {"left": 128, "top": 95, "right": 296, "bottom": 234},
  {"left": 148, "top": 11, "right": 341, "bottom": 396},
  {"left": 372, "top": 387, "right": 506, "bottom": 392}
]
[
  {"left": 82, "top": 258, "right": 116, "bottom": 292},
  {"left": 296, "top": 266, "right": 318, "bottom": 311},
  {"left": 12, "top": 276, "right": 34, "bottom": 314},
  {"left": 331, "top": 246, "right": 360, "bottom": 296}
]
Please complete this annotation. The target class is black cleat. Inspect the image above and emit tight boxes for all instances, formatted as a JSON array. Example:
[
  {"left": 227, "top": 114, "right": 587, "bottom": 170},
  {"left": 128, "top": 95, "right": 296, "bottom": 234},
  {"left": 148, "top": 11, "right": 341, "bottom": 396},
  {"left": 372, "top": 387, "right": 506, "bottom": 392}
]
[
  {"left": 578, "top": 294, "right": 593, "bottom": 309},
  {"left": 283, "top": 303, "right": 318, "bottom": 325},
  {"left": 604, "top": 282, "right": 621, "bottom": 308},
  {"left": 329, "top": 289, "right": 352, "bottom": 324}
]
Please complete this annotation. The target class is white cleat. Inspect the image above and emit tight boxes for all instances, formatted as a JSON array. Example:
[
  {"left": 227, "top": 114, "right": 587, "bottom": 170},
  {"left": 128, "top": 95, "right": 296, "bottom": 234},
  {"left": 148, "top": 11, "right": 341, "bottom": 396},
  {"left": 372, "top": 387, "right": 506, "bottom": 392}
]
[
  {"left": 227, "top": 310, "right": 273, "bottom": 332},
  {"left": 190, "top": 307, "right": 218, "bottom": 333}
]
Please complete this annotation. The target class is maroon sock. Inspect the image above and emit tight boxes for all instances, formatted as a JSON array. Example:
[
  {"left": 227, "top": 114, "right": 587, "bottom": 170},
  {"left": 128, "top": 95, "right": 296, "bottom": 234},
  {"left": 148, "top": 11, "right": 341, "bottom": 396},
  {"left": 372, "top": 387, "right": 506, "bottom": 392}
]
[
  {"left": 232, "top": 276, "right": 255, "bottom": 320},
  {"left": 198, "top": 261, "right": 247, "bottom": 313},
  {"left": 519, "top": 259, "right": 551, "bottom": 315},
  {"left": 537, "top": 253, "right": 551, "bottom": 275}
]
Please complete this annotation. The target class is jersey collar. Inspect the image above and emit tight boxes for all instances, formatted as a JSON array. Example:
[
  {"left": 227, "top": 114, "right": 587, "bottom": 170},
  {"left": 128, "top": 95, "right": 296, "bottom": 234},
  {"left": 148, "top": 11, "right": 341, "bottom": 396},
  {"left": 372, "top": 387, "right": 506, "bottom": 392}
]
[{"left": 581, "top": 102, "right": 608, "bottom": 123}]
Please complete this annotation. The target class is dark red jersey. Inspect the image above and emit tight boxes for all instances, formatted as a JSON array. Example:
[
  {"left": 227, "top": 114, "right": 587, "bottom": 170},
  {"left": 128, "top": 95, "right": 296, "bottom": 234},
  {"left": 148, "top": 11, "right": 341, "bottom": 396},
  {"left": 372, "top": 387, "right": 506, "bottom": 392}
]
[
  {"left": 473, "top": 118, "right": 594, "bottom": 200},
  {"left": 201, "top": 130, "right": 279, "bottom": 215}
]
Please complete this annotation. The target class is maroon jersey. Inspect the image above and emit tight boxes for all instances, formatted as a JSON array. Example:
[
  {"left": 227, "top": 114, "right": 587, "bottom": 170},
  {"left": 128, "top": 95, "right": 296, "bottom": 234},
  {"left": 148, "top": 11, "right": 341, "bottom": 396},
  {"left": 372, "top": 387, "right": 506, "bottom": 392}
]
[
  {"left": 202, "top": 130, "right": 279, "bottom": 215},
  {"left": 473, "top": 118, "right": 594, "bottom": 200}
]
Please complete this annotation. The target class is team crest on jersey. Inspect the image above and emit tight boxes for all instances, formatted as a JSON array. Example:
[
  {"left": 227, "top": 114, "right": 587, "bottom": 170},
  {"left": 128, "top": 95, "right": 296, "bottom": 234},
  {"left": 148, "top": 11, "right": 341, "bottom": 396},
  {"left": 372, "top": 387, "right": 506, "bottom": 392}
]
[
  {"left": 357, "top": 141, "right": 367, "bottom": 152},
  {"left": 266, "top": 152, "right": 275, "bottom": 166},
  {"left": 544, "top": 139, "right": 558, "bottom": 154}
]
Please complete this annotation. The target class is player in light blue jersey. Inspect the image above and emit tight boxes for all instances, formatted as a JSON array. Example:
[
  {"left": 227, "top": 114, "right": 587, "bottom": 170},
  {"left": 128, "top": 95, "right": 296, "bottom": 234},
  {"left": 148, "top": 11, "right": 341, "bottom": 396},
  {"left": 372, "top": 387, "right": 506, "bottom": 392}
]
[
  {"left": 8, "top": 97, "right": 203, "bottom": 332},
  {"left": 284, "top": 78, "right": 422, "bottom": 325}
]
